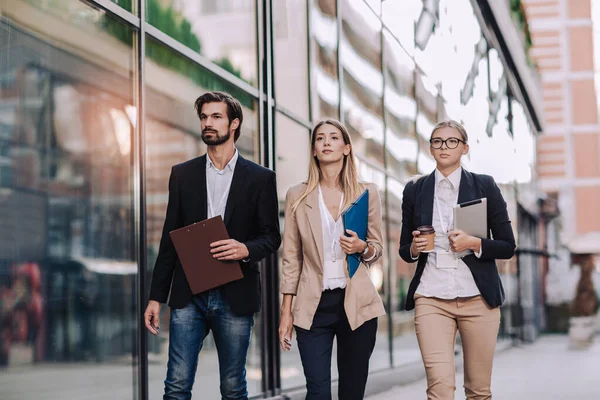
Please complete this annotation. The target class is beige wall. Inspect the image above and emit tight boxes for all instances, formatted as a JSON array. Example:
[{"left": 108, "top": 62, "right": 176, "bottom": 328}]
[{"left": 575, "top": 186, "right": 600, "bottom": 234}]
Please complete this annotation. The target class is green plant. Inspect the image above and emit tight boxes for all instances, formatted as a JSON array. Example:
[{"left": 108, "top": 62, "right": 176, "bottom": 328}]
[
  {"left": 102, "top": 0, "right": 254, "bottom": 108},
  {"left": 509, "top": 0, "right": 535, "bottom": 66}
]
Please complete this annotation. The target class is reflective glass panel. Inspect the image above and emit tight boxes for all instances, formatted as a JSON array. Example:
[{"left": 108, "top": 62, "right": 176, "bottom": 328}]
[
  {"left": 110, "top": 0, "right": 134, "bottom": 12},
  {"left": 340, "top": 0, "right": 385, "bottom": 171},
  {"left": 386, "top": 177, "right": 421, "bottom": 368},
  {"left": 274, "top": 0, "right": 310, "bottom": 119},
  {"left": 383, "top": 29, "right": 418, "bottom": 182},
  {"left": 146, "top": 0, "right": 258, "bottom": 86},
  {"left": 415, "top": 72, "right": 438, "bottom": 175},
  {"left": 0, "top": 1, "right": 137, "bottom": 398},
  {"left": 382, "top": 0, "right": 422, "bottom": 56},
  {"left": 355, "top": 159, "right": 390, "bottom": 372},
  {"left": 144, "top": 38, "right": 260, "bottom": 399},
  {"left": 365, "top": 0, "right": 381, "bottom": 16},
  {"left": 310, "top": 0, "right": 340, "bottom": 119},
  {"left": 437, "top": 0, "right": 481, "bottom": 120},
  {"left": 276, "top": 113, "right": 311, "bottom": 391}
]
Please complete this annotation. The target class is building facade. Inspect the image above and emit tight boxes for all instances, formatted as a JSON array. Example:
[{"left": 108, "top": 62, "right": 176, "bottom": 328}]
[
  {"left": 523, "top": 0, "right": 600, "bottom": 332},
  {"left": 0, "top": 0, "right": 543, "bottom": 399}
]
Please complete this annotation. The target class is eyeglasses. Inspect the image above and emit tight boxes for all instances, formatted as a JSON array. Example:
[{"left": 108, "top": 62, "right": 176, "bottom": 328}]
[{"left": 429, "top": 137, "right": 466, "bottom": 149}]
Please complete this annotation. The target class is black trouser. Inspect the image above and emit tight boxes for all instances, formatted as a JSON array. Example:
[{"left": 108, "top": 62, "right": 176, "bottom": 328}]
[{"left": 295, "top": 288, "right": 378, "bottom": 400}]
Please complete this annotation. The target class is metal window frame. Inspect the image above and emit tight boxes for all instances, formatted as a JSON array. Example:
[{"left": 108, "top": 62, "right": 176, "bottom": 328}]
[
  {"left": 80, "top": 1, "right": 269, "bottom": 400},
  {"left": 83, "top": 0, "right": 141, "bottom": 26},
  {"left": 143, "top": 23, "right": 261, "bottom": 99},
  {"left": 134, "top": 0, "right": 147, "bottom": 399}
]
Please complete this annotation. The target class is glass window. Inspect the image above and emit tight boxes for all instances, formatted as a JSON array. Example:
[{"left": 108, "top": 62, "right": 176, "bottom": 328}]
[
  {"left": 310, "top": 0, "right": 340, "bottom": 119},
  {"left": 365, "top": 0, "right": 381, "bottom": 16},
  {"left": 111, "top": 0, "right": 134, "bottom": 12},
  {"left": 274, "top": 0, "right": 310, "bottom": 119},
  {"left": 146, "top": 0, "right": 258, "bottom": 86},
  {"left": 340, "top": 0, "right": 385, "bottom": 171},
  {"left": 0, "top": 1, "right": 137, "bottom": 398},
  {"left": 383, "top": 29, "right": 418, "bottom": 182},
  {"left": 144, "top": 38, "right": 260, "bottom": 400},
  {"left": 276, "top": 113, "right": 311, "bottom": 391},
  {"left": 386, "top": 177, "right": 421, "bottom": 368},
  {"left": 355, "top": 160, "right": 390, "bottom": 372},
  {"left": 382, "top": 0, "right": 423, "bottom": 57},
  {"left": 415, "top": 72, "right": 439, "bottom": 175},
  {"left": 437, "top": 0, "right": 481, "bottom": 120},
  {"left": 275, "top": 114, "right": 311, "bottom": 202},
  {"left": 512, "top": 99, "right": 536, "bottom": 185}
]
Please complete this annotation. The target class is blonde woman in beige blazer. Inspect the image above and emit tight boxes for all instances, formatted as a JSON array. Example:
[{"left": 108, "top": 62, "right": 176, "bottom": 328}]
[{"left": 279, "top": 119, "right": 386, "bottom": 400}]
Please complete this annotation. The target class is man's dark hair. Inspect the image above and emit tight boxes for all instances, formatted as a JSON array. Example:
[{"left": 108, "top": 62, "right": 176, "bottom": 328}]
[{"left": 194, "top": 91, "right": 243, "bottom": 142}]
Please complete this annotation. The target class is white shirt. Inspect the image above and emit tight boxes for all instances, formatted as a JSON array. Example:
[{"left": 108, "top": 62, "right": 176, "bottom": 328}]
[
  {"left": 416, "top": 167, "right": 481, "bottom": 299},
  {"left": 206, "top": 150, "right": 238, "bottom": 219},
  {"left": 317, "top": 186, "right": 347, "bottom": 291}
]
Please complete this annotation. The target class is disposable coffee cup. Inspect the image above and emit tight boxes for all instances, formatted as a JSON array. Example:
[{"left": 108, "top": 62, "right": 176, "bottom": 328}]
[{"left": 417, "top": 225, "right": 435, "bottom": 253}]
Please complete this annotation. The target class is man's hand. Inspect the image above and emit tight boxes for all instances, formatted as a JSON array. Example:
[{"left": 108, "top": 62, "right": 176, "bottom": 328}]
[
  {"left": 144, "top": 300, "right": 161, "bottom": 336},
  {"left": 210, "top": 239, "right": 250, "bottom": 261},
  {"left": 340, "top": 229, "right": 368, "bottom": 255},
  {"left": 448, "top": 230, "right": 481, "bottom": 253}
]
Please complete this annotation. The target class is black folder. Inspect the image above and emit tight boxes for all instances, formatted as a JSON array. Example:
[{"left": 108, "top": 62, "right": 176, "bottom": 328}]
[{"left": 169, "top": 216, "right": 243, "bottom": 294}]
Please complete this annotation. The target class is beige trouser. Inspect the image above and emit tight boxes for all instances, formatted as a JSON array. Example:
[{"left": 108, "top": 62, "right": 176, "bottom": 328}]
[{"left": 414, "top": 294, "right": 501, "bottom": 400}]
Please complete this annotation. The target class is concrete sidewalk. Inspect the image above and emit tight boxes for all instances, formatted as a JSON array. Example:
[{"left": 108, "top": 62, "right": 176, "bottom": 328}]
[{"left": 367, "top": 335, "right": 600, "bottom": 400}]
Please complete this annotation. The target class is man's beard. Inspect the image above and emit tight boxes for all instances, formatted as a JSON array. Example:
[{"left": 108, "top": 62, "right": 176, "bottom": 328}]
[{"left": 201, "top": 129, "right": 231, "bottom": 146}]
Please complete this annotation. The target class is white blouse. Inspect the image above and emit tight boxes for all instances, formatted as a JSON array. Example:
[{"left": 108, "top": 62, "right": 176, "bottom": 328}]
[
  {"left": 415, "top": 167, "right": 482, "bottom": 299},
  {"left": 317, "top": 186, "right": 347, "bottom": 291}
]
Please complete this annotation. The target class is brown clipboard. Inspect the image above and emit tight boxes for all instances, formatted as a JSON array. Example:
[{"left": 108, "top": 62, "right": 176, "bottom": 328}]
[{"left": 169, "top": 216, "right": 243, "bottom": 294}]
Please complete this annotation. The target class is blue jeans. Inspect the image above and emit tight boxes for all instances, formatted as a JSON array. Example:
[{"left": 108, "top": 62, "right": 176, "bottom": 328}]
[{"left": 164, "top": 288, "right": 254, "bottom": 400}]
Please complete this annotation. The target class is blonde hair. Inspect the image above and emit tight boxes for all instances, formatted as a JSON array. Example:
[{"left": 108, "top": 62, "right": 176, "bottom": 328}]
[
  {"left": 430, "top": 120, "right": 469, "bottom": 142},
  {"left": 292, "top": 119, "right": 364, "bottom": 213}
]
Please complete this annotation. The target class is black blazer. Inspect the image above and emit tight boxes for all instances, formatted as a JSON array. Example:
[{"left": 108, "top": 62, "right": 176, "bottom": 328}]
[
  {"left": 399, "top": 169, "right": 516, "bottom": 311},
  {"left": 149, "top": 154, "right": 281, "bottom": 316}
]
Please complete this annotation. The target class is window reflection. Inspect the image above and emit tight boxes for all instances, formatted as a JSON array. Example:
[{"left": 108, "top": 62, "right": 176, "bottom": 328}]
[
  {"left": 310, "top": 0, "right": 339, "bottom": 119},
  {"left": 0, "top": 1, "right": 136, "bottom": 398},
  {"left": 382, "top": 0, "right": 422, "bottom": 56},
  {"left": 355, "top": 158, "right": 389, "bottom": 372},
  {"left": 275, "top": 113, "right": 310, "bottom": 391},
  {"left": 512, "top": 100, "right": 535, "bottom": 184},
  {"left": 383, "top": 30, "right": 418, "bottom": 181},
  {"left": 340, "top": 0, "right": 384, "bottom": 170},
  {"left": 386, "top": 177, "right": 421, "bottom": 368},
  {"left": 110, "top": 0, "right": 133, "bottom": 12},
  {"left": 146, "top": 0, "right": 258, "bottom": 86},
  {"left": 365, "top": 0, "right": 381, "bottom": 16},
  {"left": 415, "top": 73, "right": 438, "bottom": 174},
  {"left": 144, "top": 38, "right": 260, "bottom": 400},
  {"left": 274, "top": 0, "right": 310, "bottom": 118}
]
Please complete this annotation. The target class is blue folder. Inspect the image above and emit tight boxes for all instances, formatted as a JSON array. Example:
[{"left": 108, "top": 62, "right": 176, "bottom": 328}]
[{"left": 341, "top": 189, "right": 369, "bottom": 278}]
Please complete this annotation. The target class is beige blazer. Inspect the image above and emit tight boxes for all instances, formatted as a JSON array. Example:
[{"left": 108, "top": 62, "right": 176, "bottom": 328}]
[{"left": 280, "top": 182, "right": 386, "bottom": 331}]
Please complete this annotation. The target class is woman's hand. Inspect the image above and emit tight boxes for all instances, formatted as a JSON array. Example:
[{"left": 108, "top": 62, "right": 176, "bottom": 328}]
[
  {"left": 279, "top": 311, "right": 294, "bottom": 351},
  {"left": 340, "top": 229, "right": 368, "bottom": 255},
  {"left": 448, "top": 230, "right": 481, "bottom": 253},
  {"left": 410, "top": 230, "right": 428, "bottom": 258}
]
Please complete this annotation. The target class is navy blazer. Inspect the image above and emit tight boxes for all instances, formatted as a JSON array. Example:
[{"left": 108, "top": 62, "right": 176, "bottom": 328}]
[
  {"left": 149, "top": 154, "right": 281, "bottom": 316},
  {"left": 399, "top": 169, "right": 516, "bottom": 311}
]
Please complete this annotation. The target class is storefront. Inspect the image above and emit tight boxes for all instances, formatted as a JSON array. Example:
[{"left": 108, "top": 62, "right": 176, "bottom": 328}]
[{"left": 0, "top": 1, "right": 543, "bottom": 399}]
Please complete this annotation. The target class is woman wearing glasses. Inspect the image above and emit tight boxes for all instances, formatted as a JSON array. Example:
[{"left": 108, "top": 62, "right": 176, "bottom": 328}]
[
  {"left": 399, "top": 120, "right": 516, "bottom": 400},
  {"left": 279, "top": 119, "right": 385, "bottom": 399}
]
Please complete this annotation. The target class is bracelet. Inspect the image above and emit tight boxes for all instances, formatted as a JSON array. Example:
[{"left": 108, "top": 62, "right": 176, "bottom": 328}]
[
  {"left": 363, "top": 247, "right": 377, "bottom": 263},
  {"left": 362, "top": 243, "right": 370, "bottom": 255}
]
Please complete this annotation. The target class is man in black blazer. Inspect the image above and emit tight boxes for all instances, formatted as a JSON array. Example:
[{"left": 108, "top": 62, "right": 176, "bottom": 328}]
[{"left": 144, "top": 92, "right": 281, "bottom": 400}]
